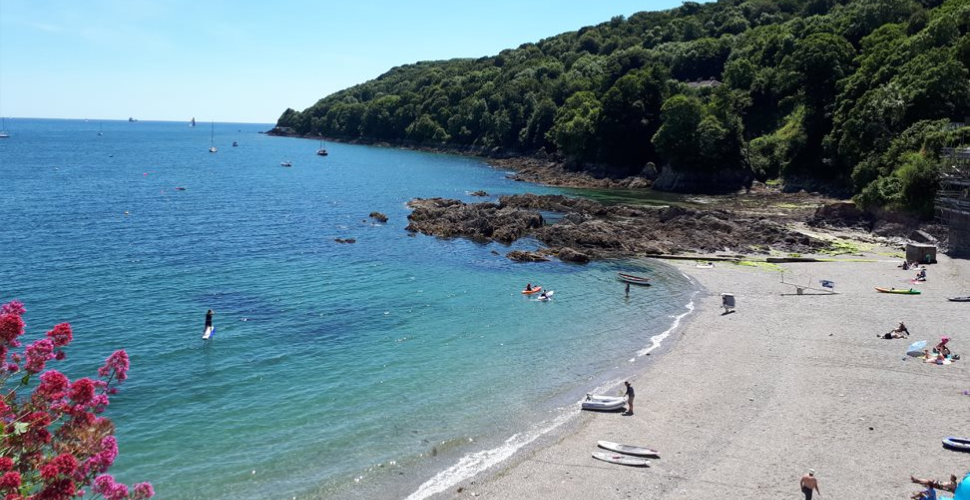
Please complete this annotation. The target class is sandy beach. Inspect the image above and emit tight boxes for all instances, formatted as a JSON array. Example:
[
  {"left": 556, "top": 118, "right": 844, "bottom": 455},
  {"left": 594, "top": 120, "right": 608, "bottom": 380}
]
[{"left": 443, "top": 250, "right": 970, "bottom": 499}]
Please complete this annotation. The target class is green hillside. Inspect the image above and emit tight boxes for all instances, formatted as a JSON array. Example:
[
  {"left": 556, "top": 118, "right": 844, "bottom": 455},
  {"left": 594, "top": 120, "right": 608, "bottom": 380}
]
[{"left": 276, "top": 0, "right": 970, "bottom": 212}]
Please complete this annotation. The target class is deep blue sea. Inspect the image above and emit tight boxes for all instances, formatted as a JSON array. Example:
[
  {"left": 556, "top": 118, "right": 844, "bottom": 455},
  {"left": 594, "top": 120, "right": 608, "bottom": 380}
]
[{"left": 0, "top": 118, "right": 696, "bottom": 500}]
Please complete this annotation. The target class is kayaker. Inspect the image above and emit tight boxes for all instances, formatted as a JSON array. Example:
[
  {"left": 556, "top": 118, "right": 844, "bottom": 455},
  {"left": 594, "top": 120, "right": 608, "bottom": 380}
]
[{"left": 525, "top": 283, "right": 533, "bottom": 292}]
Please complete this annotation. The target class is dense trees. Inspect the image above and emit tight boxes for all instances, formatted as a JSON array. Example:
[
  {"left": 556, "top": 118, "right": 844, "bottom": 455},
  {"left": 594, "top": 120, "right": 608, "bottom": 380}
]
[{"left": 278, "top": 0, "right": 970, "bottom": 212}]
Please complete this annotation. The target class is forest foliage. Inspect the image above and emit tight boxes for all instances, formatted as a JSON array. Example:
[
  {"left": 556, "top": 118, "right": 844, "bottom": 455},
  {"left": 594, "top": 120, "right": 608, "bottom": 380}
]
[{"left": 277, "top": 0, "right": 970, "bottom": 213}]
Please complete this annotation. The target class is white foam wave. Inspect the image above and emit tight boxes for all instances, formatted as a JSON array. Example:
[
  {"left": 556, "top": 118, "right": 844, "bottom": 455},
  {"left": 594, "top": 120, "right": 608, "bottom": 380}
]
[
  {"left": 633, "top": 295, "right": 696, "bottom": 358},
  {"left": 404, "top": 410, "right": 573, "bottom": 500}
]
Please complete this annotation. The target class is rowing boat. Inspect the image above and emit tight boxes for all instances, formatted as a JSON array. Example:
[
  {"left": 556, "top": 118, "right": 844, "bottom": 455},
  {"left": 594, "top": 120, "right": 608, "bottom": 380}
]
[
  {"left": 617, "top": 272, "right": 651, "bottom": 285},
  {"left": 947, "top": 296, "right": 970, "bottom": 302}
]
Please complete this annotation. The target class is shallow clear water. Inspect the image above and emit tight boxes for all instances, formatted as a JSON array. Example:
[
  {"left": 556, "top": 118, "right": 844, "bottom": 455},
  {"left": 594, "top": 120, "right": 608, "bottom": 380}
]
[{"left": 1, "top": 119, "right": 695, "bottom": 500}]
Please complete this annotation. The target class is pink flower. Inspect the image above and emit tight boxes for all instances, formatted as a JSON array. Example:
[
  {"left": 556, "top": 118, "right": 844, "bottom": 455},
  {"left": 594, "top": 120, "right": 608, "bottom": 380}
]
[
  {"left": 0, "top": 301, "right": 25, "bottom": 316},
  {"left": 93, "top": 475, "right": 116, "bottom": 495},
  {"left": 0, "top": 471, "right": 21, "bottom": 490},
  {"left": 24, "top": 338, "right": 55, "bottom": 373},
  {"left": 36, "top": 370, "right": 70, "bottom": 400},
  {"left": 0, "top": 458, "right": 11, "bottom": 471},
  {"left": 69, "top": 378, "right": 96, "bottom": 406},
  {"left": 36, "top": 478, "right": 76, "bottom": 499},
  {"left": 131, "top": 482, "right": 155, "bottom": 500},
  {"left": 98, "top": 350, "right": 130, "bottom": 383},
  {"left": 0, "top": 314, "right": 24, "bottom": 344},
  {"left": 46, "top": 323, "right": 72, "bottom": 348}
]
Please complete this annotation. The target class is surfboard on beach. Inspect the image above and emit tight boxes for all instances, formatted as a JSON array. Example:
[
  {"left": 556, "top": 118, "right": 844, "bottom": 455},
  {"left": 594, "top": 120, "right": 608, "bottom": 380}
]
[
  {"left": 202, "top": 326, "right": 215, "bottom": 340},
  {"left": 591, "top": 451, "right": 650, "bottom": 467},
  {"left": 597, "top": 440, "right": 659, "bottom": 457}
]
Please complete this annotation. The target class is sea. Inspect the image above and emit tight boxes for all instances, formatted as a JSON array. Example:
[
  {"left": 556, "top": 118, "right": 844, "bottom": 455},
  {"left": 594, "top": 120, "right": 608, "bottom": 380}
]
[{"left": 0, "top": 118, "right": 697, "bottom": 500}]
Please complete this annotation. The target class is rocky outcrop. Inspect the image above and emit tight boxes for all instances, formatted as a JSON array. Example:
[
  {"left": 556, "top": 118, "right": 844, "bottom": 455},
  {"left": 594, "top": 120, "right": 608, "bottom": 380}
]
[
  {"left": 470, "top": 190, "right": 489, "bottom": 197},
  {"left": 369, "top": 212, "right": 388, "bottom": 223},
  {"left": 556, "top": 247, "right": 590, "bottom": 263},
  {"left": 406, "top": 194, "right": 823, "bottom": 262},
  {"left": 808, "top": 201, "right": 871, "bottom": 229},
  {"left": 507, "top": 250, "right": 550, "bottom": 262},
  {"left": 652, "top": 167, "right": 753, "bottom": 194}
]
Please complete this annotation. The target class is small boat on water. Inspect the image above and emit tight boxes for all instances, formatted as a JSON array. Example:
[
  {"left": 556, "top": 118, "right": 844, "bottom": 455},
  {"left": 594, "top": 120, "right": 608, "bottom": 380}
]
[
  {"left": 232, "top": 141, "right": 238, "bottom": 147},
  {"left": 1, "top": 117, "right": 11, "bottom": 138},
  {"left": 316, "top": 139, "right": 328, "bottom": 156},
  {"left": 581, "top": 394, "right": 626, "bottom": 411},
  {"left": 281, "top": 161, "right": 292, "bottom": 167},
  {"left": 617, "top": 272, "right": 651, "bottom": 285},
  {"left": 948, "top": 296, "right": 970, "bottom": 302},
  {"left": 522, "top": 286, "right": 542, "bottom": 295},
  {"left": 875, "top": 287, "right": 921, "bottom": 295}
]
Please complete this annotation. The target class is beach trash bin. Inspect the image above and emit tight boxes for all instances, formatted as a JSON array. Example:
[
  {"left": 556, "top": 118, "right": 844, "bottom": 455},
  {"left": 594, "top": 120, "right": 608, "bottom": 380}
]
[{"left": 721, "top": 293, "right": 735, "bottom": 312}]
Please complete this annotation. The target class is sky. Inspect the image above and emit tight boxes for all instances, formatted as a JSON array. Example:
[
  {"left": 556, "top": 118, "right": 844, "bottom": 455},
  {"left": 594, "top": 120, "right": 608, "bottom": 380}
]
[{"left": 1, "top": 0, "right": 689, "bottom": 124}]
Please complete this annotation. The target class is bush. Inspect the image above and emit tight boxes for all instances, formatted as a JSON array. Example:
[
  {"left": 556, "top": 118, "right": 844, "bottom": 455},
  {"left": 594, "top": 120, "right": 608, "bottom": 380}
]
[{"left": 0, "top": 300, "right": 153, "bottom": 500}]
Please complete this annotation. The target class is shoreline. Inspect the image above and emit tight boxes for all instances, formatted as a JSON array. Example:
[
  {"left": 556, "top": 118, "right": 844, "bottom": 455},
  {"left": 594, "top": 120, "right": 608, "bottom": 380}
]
[
  {"left": 427, "top": 251, "right": 970, "bottom": 500},
  {"left": 401, "top": 266, "right": 704, "bottom": 500}
]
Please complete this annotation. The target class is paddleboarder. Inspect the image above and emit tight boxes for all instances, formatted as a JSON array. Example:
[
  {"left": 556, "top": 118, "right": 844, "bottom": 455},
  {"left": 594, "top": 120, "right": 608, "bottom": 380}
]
[{"left": 203, "top": 309, "right": 214, "bottom": 337}]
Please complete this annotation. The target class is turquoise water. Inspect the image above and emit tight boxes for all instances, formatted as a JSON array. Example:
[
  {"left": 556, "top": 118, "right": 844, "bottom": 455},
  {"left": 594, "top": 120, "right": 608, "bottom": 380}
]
[{"left": 1, "top": 119, "right": 695, "bottom": 500}]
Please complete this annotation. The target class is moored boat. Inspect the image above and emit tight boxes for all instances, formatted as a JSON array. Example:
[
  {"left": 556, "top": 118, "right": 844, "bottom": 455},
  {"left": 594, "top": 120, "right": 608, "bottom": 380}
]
[
  {"left": 947, "top": 296, "right": 970, "bottom": 302},
  {"left": 617, "top": 272, "right": 651, "bottom": 285}
]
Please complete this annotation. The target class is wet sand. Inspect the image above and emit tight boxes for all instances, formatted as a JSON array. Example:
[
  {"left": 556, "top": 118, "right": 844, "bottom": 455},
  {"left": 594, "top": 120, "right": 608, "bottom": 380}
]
[{"left": 442, "top": 251, "right": 970, "bottom": 499}]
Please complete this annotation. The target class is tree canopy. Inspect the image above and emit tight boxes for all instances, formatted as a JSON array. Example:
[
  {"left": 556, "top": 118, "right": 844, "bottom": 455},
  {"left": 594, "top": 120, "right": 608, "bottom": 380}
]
[{"left": 277, "top": 0, "right": 970, "bottom": 212}]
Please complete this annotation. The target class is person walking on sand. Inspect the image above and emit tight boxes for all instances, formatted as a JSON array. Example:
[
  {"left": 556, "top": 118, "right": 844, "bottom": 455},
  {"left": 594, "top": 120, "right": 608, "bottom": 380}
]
[
  {"left": 623, "top": 381, "right": 635, "bottom": 415},
  {"left": 800, "top": 470, "right": 820, "bottom": 500}
]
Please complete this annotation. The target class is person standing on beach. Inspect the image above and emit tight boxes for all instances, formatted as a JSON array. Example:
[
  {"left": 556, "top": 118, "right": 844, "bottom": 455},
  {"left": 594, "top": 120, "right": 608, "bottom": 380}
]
[
  {"left": 623, "top": 381, "right": 635, "bottom": 415},
  {"left": 800, "top": 470, "right": 820, "bottom": 499}
]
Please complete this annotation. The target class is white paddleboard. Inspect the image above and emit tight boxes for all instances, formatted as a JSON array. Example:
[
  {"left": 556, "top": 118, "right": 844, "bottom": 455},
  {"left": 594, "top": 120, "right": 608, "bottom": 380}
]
[
  {"left": 592, "top": 451, "right": 650, "bottom": 467},
  {"left": 597, "top": 440, "right": 659, "bottom": 457},
  {"left": 538, "top": 290, "right": 555, "bottom": 301},
  {"left": 202, "top": 326, "right": 215, "bottom": 340}
]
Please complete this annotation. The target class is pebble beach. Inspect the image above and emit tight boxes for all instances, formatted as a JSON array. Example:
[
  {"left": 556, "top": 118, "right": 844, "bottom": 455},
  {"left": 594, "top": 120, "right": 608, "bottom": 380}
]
[{"left": 442, "top": 251, "right": 970, "bottom": 500}]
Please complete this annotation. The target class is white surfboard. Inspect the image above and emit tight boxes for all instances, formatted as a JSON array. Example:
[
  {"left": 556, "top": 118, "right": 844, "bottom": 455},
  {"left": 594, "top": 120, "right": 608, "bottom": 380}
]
[
  {"left": 597, "top": 440, "right": 659, "bottom": 457},
  {"left": 538, "top": 290, "right": 555, "bottom": 301},
  {"left": 202, "top": 326, "right": 215, "bottom": 340},
  {"left": 592, "top": 451, "right": 650, "bottom": 467}
]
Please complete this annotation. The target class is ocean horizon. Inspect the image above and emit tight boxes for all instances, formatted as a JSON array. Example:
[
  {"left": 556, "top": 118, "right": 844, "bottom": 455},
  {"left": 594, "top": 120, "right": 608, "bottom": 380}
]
[{"left": 1, "top": 118, "right": 697, "bottom": 499}]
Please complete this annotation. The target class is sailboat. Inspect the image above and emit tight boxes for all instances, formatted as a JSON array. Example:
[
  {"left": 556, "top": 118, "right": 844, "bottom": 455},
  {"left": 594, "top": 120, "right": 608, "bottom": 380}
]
[
  {"left": 316, "top": 139, "right": 328, "bottom": 156},
  {"left": 209, "top": 122, "right": 217, "bottom": 153},
  {"left": 98, "top": 122, "right": 103, "bottom": 136},
  {"left": 190, "top": 117, "right": 196, "bottom": 127},
  {"left": 0, "top": 117, "right": 9, "bottom": 139}
]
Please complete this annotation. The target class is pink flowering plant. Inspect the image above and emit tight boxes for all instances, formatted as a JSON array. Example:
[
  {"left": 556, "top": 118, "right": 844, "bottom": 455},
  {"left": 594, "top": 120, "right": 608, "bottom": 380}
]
[{"left": 1, "top": 300, "right": 153, "bottom": 500}]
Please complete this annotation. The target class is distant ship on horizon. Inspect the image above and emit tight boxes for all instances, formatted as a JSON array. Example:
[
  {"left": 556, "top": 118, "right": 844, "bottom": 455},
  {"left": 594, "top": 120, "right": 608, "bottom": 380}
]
[
  {"left": 128, "top": 117, "right": 137, "bottom": 122},
  {"left": 190, "top": 117, "right": 196, "bottom": 127}
]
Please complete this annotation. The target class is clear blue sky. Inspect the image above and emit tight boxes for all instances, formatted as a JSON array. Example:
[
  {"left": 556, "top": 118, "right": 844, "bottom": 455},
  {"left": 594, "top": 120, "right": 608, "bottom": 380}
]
[{"left": 1, "top": 1, "right": 688, "bottom": 124}]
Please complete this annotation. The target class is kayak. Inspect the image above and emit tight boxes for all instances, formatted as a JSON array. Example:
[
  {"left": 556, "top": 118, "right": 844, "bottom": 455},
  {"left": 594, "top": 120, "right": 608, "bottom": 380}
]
[
  {"left": 942, "top": 437, "right": 970, "bottom": 452},
  {"left": 875, "top": 287, "right": 921, "bottom": 294},
  {"left": 581, "top": 394, "right": 626, "bottom": 411},
  {"left": 592, "top": 452, "right": 650, "bottom": 467},
  {"left": 948, "top": 296, "right": 970, "bottom": 302},
  {"left": 522, "top": 286, "right": 542, "bottom": 295},
  {"left": 617, "top": 272, "right": 651, "bottom": 285},
  {"left": 597, "top": 440, "right": 659, "bottom": 457}
]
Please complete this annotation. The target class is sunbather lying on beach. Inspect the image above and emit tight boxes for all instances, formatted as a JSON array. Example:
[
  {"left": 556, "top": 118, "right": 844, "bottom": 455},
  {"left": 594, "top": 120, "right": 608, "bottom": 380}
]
[
  {"left": 911, "top": 474, "right": 959, "bottom": 493},
  {"left": 880, "top": 322, "right": 909, "bottom": 339}
]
